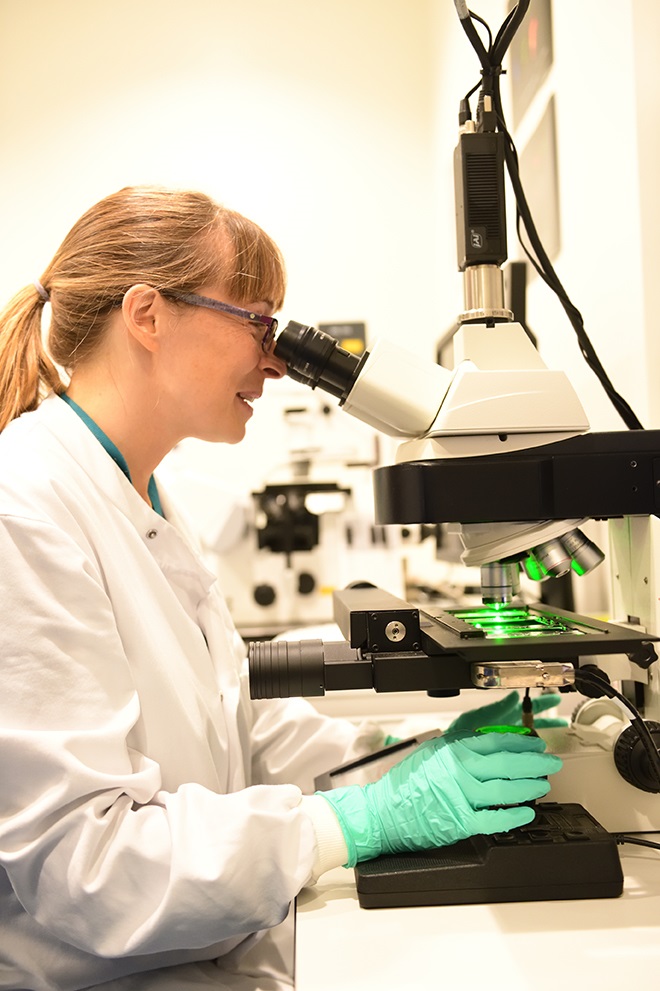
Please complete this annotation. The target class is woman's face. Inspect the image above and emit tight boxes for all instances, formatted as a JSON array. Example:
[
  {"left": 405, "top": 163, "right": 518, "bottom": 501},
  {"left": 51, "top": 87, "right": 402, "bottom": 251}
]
[{"left": 156, "top": 285, "right": 287, "bottom": 445}]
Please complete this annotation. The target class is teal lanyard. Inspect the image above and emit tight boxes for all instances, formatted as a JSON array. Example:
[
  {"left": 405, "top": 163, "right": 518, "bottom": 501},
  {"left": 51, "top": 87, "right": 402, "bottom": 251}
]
[{"left": 60, "top": 394, "right": 164, "bottom": 517}]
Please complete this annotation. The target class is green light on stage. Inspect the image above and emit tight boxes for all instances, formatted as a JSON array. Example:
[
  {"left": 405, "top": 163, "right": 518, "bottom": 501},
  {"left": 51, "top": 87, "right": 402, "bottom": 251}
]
[
  {"left": 449, "top": 605, "right": 577, "bottom": 639},
  {"left": 455, "top": 608, "right": 530, "bottom": 621}
]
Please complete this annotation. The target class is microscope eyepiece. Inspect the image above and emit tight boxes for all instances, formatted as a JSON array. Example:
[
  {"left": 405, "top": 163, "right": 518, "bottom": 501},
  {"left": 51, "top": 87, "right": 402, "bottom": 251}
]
[{"left": 274, "top": 321, "right": 365, "bottom": 402}]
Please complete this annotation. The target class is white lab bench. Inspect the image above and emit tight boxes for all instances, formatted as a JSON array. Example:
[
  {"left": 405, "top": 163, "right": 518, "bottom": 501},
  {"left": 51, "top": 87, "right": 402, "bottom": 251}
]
[{"left": 295, "top": 841, "right": 660, "bottom": 990}]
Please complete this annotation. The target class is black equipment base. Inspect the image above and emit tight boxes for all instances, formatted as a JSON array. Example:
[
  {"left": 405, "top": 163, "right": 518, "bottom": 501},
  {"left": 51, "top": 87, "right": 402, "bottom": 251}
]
[{"left": 354, "top": 802, "right": 623, "bottom": 908}]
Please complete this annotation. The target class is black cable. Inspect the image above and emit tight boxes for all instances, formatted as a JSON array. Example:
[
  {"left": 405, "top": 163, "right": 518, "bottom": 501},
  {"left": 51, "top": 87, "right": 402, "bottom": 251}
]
[
  {"left": 453, "top": 2, "right": 644, "bottom": 431},
  {"left": 492, "top": 0, "right": 529, "bottom": 65},
  {"left": 574, "top": 667, "right": 660, "bottom": 790},
  {"left": 468, "top": 10, "right": 493, "bottom": 53},
  {"left": 454, "top": 1, "right": 490, "bottom": 70},
  {"left": 614, "top": 834, "right": 660, "bottom": 852},
  {"left": 492, "top": 7, "right": 520, "bottom": 58},
  {"left": 463, "top": 78, "right": 482, "bottom": 106}
]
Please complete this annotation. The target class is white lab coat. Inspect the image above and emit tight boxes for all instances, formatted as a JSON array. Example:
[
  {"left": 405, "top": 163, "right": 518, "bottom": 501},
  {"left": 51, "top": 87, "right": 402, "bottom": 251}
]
[{"left": 0, "top": 394, "right": 374, "bottom": 991}]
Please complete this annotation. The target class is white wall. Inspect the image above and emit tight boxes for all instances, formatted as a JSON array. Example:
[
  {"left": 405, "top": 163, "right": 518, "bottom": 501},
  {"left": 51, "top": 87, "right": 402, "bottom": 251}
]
[
  {"left": 631, "top": 0, "right": 660, "bottom": 427},
  {"left": 0, "top": 0, "right": 435, "bottom": 345}
]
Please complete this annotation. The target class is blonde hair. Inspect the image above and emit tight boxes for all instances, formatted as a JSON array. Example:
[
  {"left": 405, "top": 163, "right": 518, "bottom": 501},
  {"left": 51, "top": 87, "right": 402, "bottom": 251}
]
[{"left": 0, "top": 186, "right": 286, "bottom": 431}]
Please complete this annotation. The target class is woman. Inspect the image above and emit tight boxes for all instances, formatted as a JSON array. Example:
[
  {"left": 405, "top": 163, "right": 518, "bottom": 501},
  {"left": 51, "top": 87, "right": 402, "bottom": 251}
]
[{"left": 0, "top": 186, "right": 560, "bottom": 990}]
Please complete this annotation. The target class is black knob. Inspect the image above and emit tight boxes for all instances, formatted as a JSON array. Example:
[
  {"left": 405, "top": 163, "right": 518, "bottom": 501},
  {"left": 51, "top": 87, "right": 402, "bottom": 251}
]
[
  {"left": 253, "top": 583, "right": 276, "bottom": 607},
  {"left": 613, "top": 719, "right": 660, "bottom": 793},
  {"left": 574, "top": 664, "right": 611, "bottom": 698},
  {"left": 297, "top": 572, "right": 316, "bottom": 595}
]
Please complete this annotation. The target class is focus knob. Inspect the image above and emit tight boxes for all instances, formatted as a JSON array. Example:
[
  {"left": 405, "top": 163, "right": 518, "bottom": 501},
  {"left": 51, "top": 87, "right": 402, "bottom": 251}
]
[{"left": 613, "top": 719, "right": 660, "bottom": 793}]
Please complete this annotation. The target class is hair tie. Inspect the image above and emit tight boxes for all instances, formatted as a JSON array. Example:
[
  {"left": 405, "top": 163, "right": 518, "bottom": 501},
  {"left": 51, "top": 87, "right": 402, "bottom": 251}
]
[{"left": 34, "top": 280, "right": 50, "bottom": 303}]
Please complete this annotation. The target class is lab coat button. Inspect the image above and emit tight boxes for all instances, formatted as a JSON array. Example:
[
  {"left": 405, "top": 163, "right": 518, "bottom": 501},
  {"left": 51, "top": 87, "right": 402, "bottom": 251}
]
[{"left": 146, "top": 529, "right": 158, "bottom": 539}]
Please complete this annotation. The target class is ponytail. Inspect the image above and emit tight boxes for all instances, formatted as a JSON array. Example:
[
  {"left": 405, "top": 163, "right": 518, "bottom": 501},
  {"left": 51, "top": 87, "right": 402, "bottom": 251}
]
[{"left": 0, "top": 285, "right": 64, "bottom": 432}]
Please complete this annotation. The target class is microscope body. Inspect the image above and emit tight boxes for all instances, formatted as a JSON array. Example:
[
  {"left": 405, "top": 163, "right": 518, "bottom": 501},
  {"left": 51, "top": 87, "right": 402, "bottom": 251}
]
[
  {"left": 249, "top": 81, "right": 660, "bottom": 826},
  {"left": 249, "top": 309, "right": 660, "bottom": 829}
]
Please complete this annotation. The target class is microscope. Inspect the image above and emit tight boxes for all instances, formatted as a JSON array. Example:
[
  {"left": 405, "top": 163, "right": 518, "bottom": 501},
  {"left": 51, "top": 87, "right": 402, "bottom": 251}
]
[{"left": 248, "top": 0, "right": 660, "bottom": 904}]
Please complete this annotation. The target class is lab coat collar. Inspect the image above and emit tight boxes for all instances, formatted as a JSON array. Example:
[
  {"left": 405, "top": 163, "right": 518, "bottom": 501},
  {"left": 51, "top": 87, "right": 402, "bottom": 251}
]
[{"left": 36, "top": 393, "right": 218, "bottom": 603}]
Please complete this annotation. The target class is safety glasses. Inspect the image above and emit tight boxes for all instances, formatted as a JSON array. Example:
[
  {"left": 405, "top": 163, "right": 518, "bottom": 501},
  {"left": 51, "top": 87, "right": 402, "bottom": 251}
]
[{"left": 162, "top": 290, "right": 278, "bottom": 352}]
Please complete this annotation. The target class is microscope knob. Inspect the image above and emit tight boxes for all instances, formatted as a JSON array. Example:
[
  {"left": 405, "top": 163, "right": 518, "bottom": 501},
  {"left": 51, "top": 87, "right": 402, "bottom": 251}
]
[
  {"left": 253, "top": 583, "right": 277, "bottom": 607},
  {"left": 574, "top": 663, "right": 612, "bottom": 698},
  {"left": 613, "top": 719, "right": 660, "bottom": 793},
  {"left": 298, "top": 572, "right": 316, "bottom": 595}
]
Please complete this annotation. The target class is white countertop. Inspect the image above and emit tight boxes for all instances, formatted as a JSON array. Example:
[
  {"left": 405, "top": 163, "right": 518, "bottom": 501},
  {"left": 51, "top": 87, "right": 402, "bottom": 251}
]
[{"left": 295, "top": 841, "right": 660, "bottom": 990}]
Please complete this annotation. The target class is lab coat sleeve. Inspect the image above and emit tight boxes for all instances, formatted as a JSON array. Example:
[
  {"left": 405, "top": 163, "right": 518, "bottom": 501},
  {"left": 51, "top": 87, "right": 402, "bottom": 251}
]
[
  {"left": 247, "top": 692, "right": 387, "bottom": 794},
  {"left": 0, "top": 515, "right": 317, "bottom": 959}
]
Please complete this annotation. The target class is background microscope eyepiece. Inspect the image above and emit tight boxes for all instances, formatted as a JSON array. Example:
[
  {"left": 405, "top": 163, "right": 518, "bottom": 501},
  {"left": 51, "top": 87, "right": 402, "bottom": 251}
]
[{"left": 274, "top": 321, "right": 366, "bottom": 402}]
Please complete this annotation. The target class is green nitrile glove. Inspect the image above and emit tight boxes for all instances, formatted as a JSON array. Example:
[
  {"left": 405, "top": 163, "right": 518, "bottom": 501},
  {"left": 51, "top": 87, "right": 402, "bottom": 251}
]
[
  {"left": 318, "top": 731, "right": 563, "bottom": 866},
  {"left": 448, "top": 690, "right": 567, "bottom": 734}
]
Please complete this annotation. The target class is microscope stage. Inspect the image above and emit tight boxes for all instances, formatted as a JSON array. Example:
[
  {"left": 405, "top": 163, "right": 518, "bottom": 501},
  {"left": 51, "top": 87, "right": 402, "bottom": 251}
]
[{"left": 420, "top": 603, "right": 658, "bottom": 664}]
